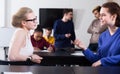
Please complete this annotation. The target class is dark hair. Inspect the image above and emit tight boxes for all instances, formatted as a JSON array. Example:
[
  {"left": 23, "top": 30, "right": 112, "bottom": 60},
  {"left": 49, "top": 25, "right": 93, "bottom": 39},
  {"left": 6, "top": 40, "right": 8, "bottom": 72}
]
[
  {"left": 92, "top": 6, "right": 101, "bottom": 13},
  {"left": 102, "top": 2, "right": 120, "bottom": 27},
  {"left": 63, "top": 9, "right": 73, "bottom": 15},
  {"left": 34, "top": 25, "right": 43, "bottom": 33},
  {"left": 45, "top": 27, "right": 52, "bottom": 30}
]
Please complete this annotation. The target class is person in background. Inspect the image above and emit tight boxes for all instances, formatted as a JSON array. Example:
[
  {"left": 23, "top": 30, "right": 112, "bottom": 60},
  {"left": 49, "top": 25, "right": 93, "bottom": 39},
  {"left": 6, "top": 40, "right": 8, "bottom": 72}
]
[
  {"left": 43, "top": 27, "right": 55, "bottom": 45},
  {"left": 8, "top": 7, "right": 43, "bottom": 64},
  {"left": 87, "top": 5, "right": 107, "bottom": 52},
  {"left": 53, "top": 9, "right": 76, "bottom": 49},
  {"left": 31, "top": 25, "right": 54, "bottom": 52},
  {"left": 75, "top": 2, "right": 120, "bottom": 67}
]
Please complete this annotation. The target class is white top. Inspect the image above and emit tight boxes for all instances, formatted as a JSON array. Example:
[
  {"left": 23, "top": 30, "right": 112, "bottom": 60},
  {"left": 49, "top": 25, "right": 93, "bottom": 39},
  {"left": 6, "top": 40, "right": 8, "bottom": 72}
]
[
  {"left": 19, "top": 32, "right": 33, "bottom": 56},
  {"left": 8, "top": 28, "right": 34, "bottom": 56}
]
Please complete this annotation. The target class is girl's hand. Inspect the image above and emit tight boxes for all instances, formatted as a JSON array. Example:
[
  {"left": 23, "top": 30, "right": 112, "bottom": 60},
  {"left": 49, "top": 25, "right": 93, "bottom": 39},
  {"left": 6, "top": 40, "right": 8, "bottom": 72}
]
[
  {"left": 74, "top": 39, "right": 87, "bottom": 50},
  {"left": 47, "top": 46, "right": 53, "bottom": 52},
  {"left": 92, "top": 60, "right": 101, "bottom": 67},
  {"left": 31, "top": 54, "right": 43, "bottom": 63}
]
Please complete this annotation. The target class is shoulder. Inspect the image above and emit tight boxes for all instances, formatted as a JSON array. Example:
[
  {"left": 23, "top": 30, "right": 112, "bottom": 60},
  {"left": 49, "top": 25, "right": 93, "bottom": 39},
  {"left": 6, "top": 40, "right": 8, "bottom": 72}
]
[
  {"left": 55, "top": 19, "right": 61, "bottom": 22},
  {"left": 68, "top": 20, "right": 73, "bottom": 23},
  {"left": 93, "top": 19, "right": 99, "bottom": 21},
  {"left": 41, "top": 37, "right": 48, "bottom": 43},
  {"left": 54, "top": 19, "right": 62, "bottom": 23},
  {"left": 15, "top": 28, "right": 26, "bottom": 34},
  {"left": 99, "top": 29, "right": 108, "bottom": 38},
  {"left": 67, "top": 20, "right": 74, "bottom": 27},
  {"left": 14, "top": 28, "right": 27, "bottom": 39},
  {"left": 43, "top": 36, "right": 46, "bottom": 39},
  {"left": 49, "top": 36, "right": 55, "bottom": 40},
  {"left": 92, "top": 19, "right": 99, "bottom": 23},
  {"left": 42, "top": 37, "right": 47, "bottom": 41},
  {"left": 39, "top": 37, "right": 46, "bottom": 41},
  {"left": 51, "top": 36, "right": 54, "bottom": 39},
  {"left": 54, "top": 19, "right": 62, "bottom": 27}
]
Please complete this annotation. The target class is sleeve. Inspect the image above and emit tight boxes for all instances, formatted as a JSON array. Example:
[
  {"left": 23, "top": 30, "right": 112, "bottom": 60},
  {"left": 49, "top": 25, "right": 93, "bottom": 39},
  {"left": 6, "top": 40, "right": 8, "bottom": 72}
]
[
  {"left": 43, "top": 38, "right": 51, "bottom": 48},
  {"left": 83, "top": 49, "right": 101, "bottom": 63},
  {"left": 43, "top": 38, "right": 55, "bottom": 50},
  {"left": 53, "top": 20, "right": 66, "bottom": 40},
  {"left": 83, "top": 34, "right": 103, "bottom": 63},
  {"left": 87, "top": 20, "right": 94, "bottom": 34},
  {"left": 101, "top": 55, "right": 120, "bottom": 66},
  {"left": 70, "top": 22, "right": 76, "bottom": 41}
]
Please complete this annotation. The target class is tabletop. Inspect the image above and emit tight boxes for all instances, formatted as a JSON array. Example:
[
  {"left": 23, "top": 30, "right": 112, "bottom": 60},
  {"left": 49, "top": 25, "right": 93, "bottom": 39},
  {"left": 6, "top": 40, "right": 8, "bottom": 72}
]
[
  {"left": 34, "top": 48, "right": 91, "bottom": 66},
  {"left": 1, "top": 65, "right": 120, "bottom": 74}
]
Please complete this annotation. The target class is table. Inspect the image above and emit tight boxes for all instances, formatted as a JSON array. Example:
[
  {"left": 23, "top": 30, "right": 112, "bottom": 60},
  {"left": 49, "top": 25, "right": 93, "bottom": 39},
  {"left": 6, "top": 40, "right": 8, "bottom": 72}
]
[
  {"left": 0, "top": 65, "right": 74, "bottom": 74},
  {"left": 73, "top": 66, "right": 120, "bottom": 74},
  {"left": 34, "top": 48, "right": 91, "bottom": 66},
  {"left": 3, "top": 47, "right": 91, "bottom": 66},
  {"left": 1, "top": 65, "right": 120, "bottom": 74}
]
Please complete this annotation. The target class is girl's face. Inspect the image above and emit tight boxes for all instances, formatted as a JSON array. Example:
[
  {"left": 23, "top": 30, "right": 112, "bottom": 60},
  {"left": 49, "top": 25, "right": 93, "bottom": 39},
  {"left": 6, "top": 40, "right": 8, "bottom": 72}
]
[
  {"left": 33, "top": 32, "right": 43, "bottom": 41},
  {"left": 45, "top": 29, "right": 52, "bottom": 36},
  {"left": 100, "top": 7, "right": 116, "bottom": 26},
  {"left": 93, "top": 10, "right": 100, "bottom": 19},
  {"left": 23, "top": 12, "right": 38, "bottom": 30}
]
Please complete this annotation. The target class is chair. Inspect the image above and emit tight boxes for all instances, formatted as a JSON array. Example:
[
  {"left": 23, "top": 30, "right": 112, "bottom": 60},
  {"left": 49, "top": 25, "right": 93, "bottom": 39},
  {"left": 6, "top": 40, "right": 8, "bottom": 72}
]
[{"left": 4, "top": 47, "right": 9, "bottom": 60}]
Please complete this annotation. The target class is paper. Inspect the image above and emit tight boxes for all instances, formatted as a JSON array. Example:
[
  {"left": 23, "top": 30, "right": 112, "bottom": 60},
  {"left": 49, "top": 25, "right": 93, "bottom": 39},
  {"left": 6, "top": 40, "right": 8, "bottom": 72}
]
[
  {"left": 71, "top": 51, "right": 84, "bottom": 56},
  {"left": 3, "top": 72, "right": 33, "bottom": 74},
  {"left": 40, "top": 50, "right": 50, "bottom": 52}
]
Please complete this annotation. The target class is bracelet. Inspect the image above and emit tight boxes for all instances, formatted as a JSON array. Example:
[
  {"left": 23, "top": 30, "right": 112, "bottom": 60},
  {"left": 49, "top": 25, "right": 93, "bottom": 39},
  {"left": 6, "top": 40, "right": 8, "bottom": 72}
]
[
  {"left": 29, "top": 56, "right": 33, "bottom": 60},
  {"left": 26, "top": 56, "right": 32, "bottom": 61}
]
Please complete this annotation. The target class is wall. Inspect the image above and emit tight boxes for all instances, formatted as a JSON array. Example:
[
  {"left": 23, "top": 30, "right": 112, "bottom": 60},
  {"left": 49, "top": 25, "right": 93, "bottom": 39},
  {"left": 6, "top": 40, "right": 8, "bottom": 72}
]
[
  {"left": 7, "top": 0, "right": 108, "bottom": 47},
  {"left": 0, "top": 27, "right": 15, "bottom": 60},
  {"left": 0, "top": 0, "right": 5, "bottom": 27},
  {"left": 0, "top": 0, "right": 120, "bottom": 60},
  {"left": 2, "top": 0, "right": 120, "bottom": 47},
  {"left": 112, "top": 0, "right": 120, "bottom": 4}
]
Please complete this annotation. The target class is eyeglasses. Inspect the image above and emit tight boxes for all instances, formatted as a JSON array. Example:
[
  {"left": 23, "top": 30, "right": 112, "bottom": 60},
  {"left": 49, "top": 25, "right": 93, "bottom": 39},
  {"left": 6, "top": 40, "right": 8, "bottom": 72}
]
[{"left": 25, "top": 17, "right": 37, "bottom": 23}]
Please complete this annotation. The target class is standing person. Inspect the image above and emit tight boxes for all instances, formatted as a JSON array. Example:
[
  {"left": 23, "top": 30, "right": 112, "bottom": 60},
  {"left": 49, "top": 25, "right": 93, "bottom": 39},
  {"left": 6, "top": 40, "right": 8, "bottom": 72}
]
[
  {"left": 43, "top": 27, "right": 55, "bottom": 45},
  {"left": 31, "top": 26, "right": 54, "bottom": 52},
  {"left": 87, "top": 6, "right": 107, "bottom": 51},
  {"left": 53, "top": 9, "right": 76, "bottom": 49},
  {"left": 8, "top": 7, "right": 43, "bottom": 64},
  {"left": 75, "top": 2, "right": 120, "bottom": 67}
]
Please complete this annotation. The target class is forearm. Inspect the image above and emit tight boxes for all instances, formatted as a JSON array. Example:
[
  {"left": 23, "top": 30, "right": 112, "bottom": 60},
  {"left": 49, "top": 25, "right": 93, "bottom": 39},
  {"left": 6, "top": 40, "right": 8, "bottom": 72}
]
[
  {"left": 8, "top": 54, "right": 29, "bottom": 61},
  {"left": 83, "top": 49, "right": 100, "bottom": 63},
  {"left": 54, "top": 34, "right": 66, "bottom": 40},
  {"left": 101, "top": 55, "right": 120, "bottom": 66}
]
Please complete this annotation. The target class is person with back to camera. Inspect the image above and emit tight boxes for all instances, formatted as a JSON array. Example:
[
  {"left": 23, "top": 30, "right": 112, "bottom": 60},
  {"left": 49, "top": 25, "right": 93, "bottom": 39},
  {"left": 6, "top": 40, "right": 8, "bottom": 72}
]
[
  {"left": 74, "top": 2, "right": 120, "bottom": 67},
  {"left": 53, "top": 9, "right": 76, "bottom": 50},
  {"left": 31, "top": 25, "right": 54, "bottom": 52},
  {"left": 43, "top": 27, "right": 55, "bottom": 45},
  {"left": 8, "top": 7, "right": 43, "bottom": 64},
  {"left": 87, "top": 6, "right": 107, "bottom": 52}
]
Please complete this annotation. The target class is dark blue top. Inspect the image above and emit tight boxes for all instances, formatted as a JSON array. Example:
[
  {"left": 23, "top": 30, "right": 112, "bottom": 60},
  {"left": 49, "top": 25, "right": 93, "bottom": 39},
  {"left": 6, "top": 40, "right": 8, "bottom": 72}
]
[
  {"left": 83, "top": 28, "right": 120, "bottom": 66},
  {"left": 53, "top": 19, "right": 76, "bottom": 48}
]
